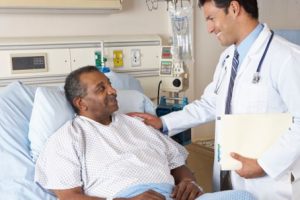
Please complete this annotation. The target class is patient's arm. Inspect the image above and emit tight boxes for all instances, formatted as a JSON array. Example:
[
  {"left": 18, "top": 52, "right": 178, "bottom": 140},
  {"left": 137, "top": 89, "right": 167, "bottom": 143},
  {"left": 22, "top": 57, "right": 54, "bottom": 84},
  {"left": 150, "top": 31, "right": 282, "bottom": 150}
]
[
  {"left": 171, "top": 165, "right": 204, "bottom": 200},
  {"left": 53, "top": 187, "right": 166, "bottom": 200}
]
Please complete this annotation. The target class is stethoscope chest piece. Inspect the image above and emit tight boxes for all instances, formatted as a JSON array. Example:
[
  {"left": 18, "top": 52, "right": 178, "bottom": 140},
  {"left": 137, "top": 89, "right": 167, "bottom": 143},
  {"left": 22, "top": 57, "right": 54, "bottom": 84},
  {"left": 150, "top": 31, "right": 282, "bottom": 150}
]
[{"left": 252, "top": 72, "right": 260, "bottom": 84}]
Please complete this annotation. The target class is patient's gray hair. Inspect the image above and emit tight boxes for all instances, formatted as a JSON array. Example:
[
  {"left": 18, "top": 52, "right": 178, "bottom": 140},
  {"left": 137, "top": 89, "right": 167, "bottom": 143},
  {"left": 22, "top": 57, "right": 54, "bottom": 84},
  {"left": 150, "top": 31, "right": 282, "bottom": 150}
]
[{"left": 64, "top": 66, "right": 99, "bottom": 114}]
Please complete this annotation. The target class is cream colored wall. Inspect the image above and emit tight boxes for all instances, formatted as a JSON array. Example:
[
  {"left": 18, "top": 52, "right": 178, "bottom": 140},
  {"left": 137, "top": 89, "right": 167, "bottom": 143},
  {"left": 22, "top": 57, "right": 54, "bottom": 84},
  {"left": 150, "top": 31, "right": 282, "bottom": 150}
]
[
  {"left": 192, "top": 0, "right": 300, "bottom": 141},
  {"left": 0, "top": 1, "right": 171, "bottom": 41},
  {"left": 259, "top": 0, "right": 300, "bottom": 29}
]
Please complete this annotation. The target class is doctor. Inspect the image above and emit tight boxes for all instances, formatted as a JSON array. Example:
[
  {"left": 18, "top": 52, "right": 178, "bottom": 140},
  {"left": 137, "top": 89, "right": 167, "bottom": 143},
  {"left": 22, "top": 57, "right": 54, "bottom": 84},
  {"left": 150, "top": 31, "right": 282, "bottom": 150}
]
[{"left": 129, "top": 0, "right": 300, "bottom": 199}]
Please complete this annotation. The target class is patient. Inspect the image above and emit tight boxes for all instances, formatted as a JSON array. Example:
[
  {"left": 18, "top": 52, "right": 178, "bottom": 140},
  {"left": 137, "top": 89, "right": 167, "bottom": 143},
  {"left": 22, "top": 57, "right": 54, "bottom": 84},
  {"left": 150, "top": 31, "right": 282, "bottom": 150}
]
[
  {"left": 35, "top": 66, "right": 203, "bottom": 200},
  {"left": 35, "top": 66, "right": 255, "bottom": 200}
]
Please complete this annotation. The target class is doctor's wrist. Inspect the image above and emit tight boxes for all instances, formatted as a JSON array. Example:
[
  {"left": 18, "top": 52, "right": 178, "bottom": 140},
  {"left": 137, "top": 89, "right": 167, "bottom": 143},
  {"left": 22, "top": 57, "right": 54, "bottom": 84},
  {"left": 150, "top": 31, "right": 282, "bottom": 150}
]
[{"left": 160, "top": 118, "right": 169, "bottom": 135}]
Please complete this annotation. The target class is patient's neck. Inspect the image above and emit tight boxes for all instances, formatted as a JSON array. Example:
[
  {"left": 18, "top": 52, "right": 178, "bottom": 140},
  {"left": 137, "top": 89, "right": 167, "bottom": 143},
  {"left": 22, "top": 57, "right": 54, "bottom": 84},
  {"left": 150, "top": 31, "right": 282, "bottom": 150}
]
[
  {"left": 96, "top": 115, "right": 112, "bottom": 125},
  {"left": 80, "top": 112, "right": 112, "bottom": 125}
]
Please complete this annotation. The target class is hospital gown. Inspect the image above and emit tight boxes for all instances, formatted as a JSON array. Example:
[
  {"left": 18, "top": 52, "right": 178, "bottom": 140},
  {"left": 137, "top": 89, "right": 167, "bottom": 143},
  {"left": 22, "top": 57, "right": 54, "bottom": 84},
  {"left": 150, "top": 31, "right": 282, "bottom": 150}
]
[{"left": 35, "top": 113, "right": 188, "bottom": 198}]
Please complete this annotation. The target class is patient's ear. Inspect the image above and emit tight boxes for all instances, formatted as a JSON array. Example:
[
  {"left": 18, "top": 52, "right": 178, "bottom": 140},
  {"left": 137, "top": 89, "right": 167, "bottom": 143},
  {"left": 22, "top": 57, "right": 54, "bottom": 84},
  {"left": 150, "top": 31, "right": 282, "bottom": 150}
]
[{"left": 73, "top": 97, "right": 87, "bottom": 112}]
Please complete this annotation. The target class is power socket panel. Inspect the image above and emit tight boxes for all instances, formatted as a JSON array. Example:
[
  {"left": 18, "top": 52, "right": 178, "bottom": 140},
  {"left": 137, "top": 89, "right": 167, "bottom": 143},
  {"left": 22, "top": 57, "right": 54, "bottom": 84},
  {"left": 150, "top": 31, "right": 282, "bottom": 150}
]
[{"left": 131, "top": 49, "right": 141, "bottom": 67}]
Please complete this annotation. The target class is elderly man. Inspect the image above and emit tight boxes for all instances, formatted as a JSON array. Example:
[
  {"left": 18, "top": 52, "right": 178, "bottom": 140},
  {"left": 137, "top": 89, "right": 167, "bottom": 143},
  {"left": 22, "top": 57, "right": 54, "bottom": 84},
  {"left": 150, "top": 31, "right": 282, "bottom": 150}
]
[{"left": 35, "top": 66, "right": 255, "bottom": 200}]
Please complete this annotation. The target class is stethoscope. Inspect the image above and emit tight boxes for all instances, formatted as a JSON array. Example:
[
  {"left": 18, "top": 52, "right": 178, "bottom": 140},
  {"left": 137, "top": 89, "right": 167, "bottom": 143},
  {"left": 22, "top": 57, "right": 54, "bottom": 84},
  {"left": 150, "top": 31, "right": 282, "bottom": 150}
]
[{"left": 214, "top": 30, "right": 274, "bottom": 94}]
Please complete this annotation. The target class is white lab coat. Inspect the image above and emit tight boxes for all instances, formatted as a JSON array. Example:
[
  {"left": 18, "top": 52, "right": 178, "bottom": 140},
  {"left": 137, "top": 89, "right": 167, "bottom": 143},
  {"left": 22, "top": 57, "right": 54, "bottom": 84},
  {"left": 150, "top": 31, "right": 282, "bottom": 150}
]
[{"left": 161, "top": 24, "right": 300, "bottom": 200}]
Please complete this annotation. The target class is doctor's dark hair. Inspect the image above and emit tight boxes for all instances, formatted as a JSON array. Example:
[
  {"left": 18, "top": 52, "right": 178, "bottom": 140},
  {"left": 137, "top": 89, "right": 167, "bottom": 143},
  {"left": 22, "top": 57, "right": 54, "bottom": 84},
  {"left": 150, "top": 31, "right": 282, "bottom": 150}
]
[
  {"left": 64, "top": 65, "right": 99, "bottom": 114},
  {"left": 198, "top": 0, "right": 258, "bottom": 19}
]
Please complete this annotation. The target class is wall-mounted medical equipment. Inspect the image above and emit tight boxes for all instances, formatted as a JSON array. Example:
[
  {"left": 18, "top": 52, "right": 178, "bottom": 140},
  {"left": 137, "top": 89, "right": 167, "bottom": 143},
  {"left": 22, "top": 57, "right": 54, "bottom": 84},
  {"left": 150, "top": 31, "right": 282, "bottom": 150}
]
[
  {"left": 156, "top": 46, "right": 191, "bottom": 145},
  {"left": 0, "top": 35, "right": 162, "bottom": 99},
  {"left": 95, "top": 51, "right": 111, "bottom": 73},
  {"left": 10, "top": 53, "right": 48, "bottom": 74},
  {"left": 159, "top": 46, "right": 188, "bottom": 92},
  {"left": 113, "top": 50, "right": 124, "bottom": 68}
]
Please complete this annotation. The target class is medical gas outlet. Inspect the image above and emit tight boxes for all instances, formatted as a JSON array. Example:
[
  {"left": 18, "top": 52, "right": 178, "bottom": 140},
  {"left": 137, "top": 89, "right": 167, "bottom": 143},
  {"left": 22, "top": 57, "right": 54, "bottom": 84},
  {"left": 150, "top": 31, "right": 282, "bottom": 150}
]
[{"left": 113, "top": 50, "right": 124, "bottom": 68}]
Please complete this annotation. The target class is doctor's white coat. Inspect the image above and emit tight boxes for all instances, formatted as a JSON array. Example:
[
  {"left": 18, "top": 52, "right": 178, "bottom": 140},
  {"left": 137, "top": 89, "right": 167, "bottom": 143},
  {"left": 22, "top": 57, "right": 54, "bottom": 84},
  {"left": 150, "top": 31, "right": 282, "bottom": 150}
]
[{"left": 161, "top": 24, "right": 300, "bottom": 200}]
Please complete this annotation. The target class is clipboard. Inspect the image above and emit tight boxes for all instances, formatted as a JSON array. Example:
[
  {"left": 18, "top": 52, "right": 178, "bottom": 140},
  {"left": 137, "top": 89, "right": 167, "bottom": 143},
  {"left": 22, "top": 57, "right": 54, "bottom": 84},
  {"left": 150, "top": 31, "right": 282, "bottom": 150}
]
[{"left": 218, "top": 113, "right": 293, "bottom": 170}]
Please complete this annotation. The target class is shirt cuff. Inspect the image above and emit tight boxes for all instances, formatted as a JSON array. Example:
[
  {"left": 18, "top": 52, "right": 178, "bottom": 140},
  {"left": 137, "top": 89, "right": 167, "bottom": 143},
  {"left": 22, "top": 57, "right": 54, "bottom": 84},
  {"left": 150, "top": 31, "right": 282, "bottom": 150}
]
[{"left": 160, "top": 117, "right": 169, "bottom": 135}]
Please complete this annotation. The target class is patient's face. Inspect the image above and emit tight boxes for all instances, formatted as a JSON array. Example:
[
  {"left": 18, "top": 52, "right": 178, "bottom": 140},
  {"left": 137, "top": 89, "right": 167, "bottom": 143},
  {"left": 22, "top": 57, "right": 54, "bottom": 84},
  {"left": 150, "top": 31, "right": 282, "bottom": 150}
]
[{"left": 79, "top": 71, "right": 118, "bottom": 124}]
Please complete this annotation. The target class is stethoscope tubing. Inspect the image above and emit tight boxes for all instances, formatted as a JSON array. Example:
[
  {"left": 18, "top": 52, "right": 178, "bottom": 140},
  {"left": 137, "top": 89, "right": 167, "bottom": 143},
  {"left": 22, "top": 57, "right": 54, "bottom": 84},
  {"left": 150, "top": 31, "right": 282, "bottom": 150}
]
[
  {"left": 252, "top": 30, "right": 274, "bottom": 83},
  {"left": 256, "top": 30, "right": 274, "bottom": 74},
  {"left": 214, "top": 30, "right": 274, "bottom": 94}
]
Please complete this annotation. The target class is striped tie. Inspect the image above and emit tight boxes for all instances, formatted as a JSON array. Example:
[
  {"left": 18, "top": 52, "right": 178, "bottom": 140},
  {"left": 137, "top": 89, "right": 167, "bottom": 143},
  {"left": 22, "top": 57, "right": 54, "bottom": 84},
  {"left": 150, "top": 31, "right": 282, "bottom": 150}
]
[
  {"left": 225, "top": 49, "right": 239, "bottom": 114},
  {"left": 221, "top": 49, "right": 239, "bottom": 191}
]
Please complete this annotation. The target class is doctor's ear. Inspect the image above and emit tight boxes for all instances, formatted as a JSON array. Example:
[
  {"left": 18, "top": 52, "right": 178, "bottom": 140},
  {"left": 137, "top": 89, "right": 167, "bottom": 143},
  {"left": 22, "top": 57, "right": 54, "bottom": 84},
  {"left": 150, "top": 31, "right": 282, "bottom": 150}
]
[{"left": 229, "top": 1, "right": 240, "bottom": 16}]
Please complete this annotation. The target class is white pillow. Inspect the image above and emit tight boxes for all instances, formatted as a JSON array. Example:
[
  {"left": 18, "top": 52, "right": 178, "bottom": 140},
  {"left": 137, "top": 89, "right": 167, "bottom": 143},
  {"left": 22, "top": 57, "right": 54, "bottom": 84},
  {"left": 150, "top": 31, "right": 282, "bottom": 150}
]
[
  {"left": 105, "top": 71, "right": 144, "bottom": 93},
  {"left": 28, "top": 87, "right": 155, "bottom": 162},
  {"left": 28, "top": 87, "right": 75, "bottom": 162},
  {"left": 116, "top": 90, "right": 156, "bottom": 115}
]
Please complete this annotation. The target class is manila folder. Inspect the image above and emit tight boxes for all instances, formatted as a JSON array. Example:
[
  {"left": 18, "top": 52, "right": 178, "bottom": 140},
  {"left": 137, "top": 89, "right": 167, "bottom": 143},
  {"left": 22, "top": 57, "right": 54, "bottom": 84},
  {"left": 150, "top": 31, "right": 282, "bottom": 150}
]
[{"left": 218, "top": 113, "right": 292, "bottom": 170}]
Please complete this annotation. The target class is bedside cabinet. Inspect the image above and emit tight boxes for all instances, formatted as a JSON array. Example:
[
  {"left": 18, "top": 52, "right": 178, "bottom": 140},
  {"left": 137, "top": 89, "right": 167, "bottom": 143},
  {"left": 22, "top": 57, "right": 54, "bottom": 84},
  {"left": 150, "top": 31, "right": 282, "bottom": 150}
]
[{"left": 186, "top": 139, "right": 214, "bottom": 192}]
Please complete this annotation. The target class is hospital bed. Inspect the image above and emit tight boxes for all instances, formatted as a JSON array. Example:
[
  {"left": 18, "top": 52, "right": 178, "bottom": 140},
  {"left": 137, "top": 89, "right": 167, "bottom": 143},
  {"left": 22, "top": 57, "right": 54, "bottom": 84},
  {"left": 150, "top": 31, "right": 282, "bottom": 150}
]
[{"left": 0, "top": 76, "right": 155, "bottom": 199}]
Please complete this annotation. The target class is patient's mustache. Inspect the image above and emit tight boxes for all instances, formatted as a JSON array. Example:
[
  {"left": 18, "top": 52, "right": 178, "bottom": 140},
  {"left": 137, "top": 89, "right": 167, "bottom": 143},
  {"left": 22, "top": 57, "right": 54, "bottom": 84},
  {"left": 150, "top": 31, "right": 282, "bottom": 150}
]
[{"left": 107, "top": 94, "right": 117, "bottom": 101}]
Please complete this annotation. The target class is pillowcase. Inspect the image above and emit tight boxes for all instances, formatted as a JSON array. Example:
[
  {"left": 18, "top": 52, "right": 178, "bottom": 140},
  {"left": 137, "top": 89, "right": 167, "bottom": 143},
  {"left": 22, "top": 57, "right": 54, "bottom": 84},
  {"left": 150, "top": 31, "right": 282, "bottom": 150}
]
[
  {"left": 28, "top": 87, "right": 75, "bottom": 162},
  {"left": 116, "top": 89, "right": 156, "bottom": 115},
  {"left": 28, "top": 87, "right": 155, "bottom": 162},
  {"left": 105, "top": 71, "right": 144, "bottom": 93}
]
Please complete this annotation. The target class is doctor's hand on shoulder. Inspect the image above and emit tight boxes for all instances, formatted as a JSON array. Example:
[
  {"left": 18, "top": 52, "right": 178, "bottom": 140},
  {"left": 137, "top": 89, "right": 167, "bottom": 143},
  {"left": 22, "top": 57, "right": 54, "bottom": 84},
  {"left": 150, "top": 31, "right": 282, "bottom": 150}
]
[
  {"left": 127, "top": 112, "right": 163, "bottom": 130},
  {"left": 231, "top": 152, "right": 266, "bottom": 179}
]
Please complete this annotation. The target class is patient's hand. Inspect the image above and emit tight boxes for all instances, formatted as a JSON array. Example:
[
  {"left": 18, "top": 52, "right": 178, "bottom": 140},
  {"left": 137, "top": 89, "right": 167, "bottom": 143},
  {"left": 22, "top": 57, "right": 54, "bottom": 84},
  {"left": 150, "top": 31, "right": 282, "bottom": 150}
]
[
  {"left": 127, "top": 112, "right": 163, "bottom": 130},
  {"left": 171, "top": 179, "right": 203, "bottom": 200}
]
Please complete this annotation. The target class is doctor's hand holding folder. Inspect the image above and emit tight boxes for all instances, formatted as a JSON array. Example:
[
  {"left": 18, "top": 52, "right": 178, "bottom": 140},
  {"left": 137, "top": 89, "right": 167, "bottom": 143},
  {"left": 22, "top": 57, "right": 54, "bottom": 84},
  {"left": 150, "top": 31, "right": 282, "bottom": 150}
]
[{"left": 218, "top": 113, "right": 293, "bottom": 175}]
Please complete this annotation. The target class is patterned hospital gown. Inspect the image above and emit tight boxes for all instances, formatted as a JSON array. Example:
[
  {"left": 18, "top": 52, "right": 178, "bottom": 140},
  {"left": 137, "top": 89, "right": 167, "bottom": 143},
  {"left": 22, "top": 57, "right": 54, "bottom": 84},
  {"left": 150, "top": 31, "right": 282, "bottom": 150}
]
[{"left": 35, "top": 113, "right": 188, "bottom": 198}]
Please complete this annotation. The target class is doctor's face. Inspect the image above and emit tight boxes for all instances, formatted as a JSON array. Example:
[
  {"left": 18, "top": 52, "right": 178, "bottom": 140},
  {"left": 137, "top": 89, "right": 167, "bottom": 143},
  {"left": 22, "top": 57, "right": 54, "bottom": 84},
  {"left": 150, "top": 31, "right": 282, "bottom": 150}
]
[
  {"left": 203, "top": 1, "right": 238, "bottom": 46},
  {"left": 79, "top": 71, "right": 118, "bottom": 124}
]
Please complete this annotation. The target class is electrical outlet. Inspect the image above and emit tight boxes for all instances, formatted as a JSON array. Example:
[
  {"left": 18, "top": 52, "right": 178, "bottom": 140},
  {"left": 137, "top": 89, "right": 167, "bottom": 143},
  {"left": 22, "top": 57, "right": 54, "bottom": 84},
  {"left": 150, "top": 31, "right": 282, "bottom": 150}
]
[{"left": 131, "top": 49, "right": 141, "bottom": 67}]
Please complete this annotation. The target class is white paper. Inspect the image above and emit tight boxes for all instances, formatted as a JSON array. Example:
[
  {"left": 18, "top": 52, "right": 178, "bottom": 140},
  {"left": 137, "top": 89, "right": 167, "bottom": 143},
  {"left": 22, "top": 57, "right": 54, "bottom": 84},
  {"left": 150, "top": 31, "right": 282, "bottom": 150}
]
[{"left": 218, "top": 113, "right": 292, "bottom": 170}]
